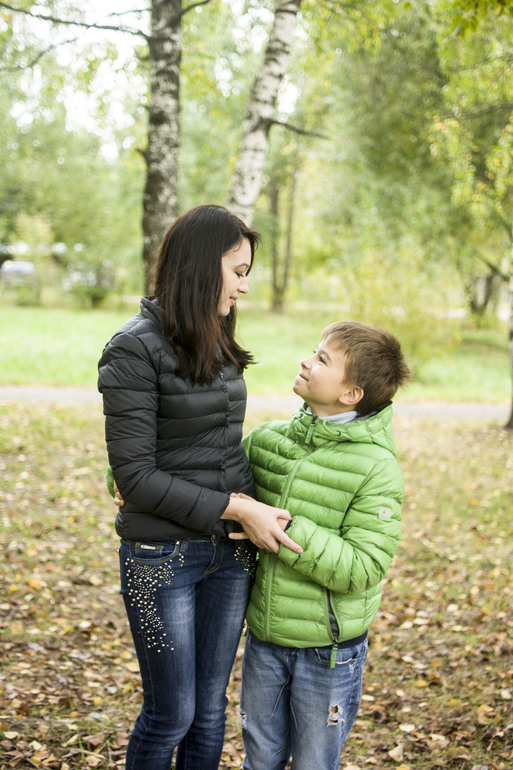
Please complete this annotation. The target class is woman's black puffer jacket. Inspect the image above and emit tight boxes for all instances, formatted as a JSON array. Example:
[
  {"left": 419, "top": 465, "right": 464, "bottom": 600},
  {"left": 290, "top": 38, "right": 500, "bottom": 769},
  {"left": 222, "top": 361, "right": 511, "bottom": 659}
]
[{"left": 98, "top": 297, "right": 255, "bottom": 542}]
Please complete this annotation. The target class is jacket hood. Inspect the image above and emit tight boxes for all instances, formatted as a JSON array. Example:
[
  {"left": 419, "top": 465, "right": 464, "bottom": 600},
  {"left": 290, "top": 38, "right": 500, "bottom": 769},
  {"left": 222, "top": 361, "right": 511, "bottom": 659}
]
[{"left": 290, "top": 403, "right": 397, "bottom": 457}]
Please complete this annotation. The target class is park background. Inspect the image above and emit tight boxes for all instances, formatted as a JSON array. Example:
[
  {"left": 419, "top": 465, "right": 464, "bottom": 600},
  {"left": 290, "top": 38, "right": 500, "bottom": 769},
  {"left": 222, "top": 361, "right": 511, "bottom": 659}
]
[{"left": 1, "top": 1, "right": 513, "bottom": 768}]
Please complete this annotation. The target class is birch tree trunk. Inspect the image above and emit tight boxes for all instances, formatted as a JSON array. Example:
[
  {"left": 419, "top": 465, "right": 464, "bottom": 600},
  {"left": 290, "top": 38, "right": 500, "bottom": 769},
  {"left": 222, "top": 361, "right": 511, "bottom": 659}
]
[
  {"left": 226, "top": 0, "right": 302, "bottom": 225},
  {"left": 142, "top": 0, "right": 182, "bottom": 293}
]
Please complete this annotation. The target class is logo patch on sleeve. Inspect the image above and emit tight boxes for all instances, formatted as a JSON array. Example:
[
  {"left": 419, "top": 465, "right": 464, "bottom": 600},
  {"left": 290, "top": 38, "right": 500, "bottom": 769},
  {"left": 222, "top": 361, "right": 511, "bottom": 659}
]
[{"left": 378, "top": 507, "right": 392, "bottom": 521}]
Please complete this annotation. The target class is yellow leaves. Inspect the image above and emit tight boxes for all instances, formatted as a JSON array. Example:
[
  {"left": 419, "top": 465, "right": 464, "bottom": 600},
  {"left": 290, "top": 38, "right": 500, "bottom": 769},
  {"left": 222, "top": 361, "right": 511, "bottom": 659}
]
[
  {"left": 62, "top": 734, "right": 80, "bottom": 747},
  {"left": 0, "top": 738, "right": 62, "bottom": 767},
  {"left": 477, "top": 703, "right": 495, "bottom": 724},
  {"left": 1, "top": 406, "right": 512, "bottom": 769}
]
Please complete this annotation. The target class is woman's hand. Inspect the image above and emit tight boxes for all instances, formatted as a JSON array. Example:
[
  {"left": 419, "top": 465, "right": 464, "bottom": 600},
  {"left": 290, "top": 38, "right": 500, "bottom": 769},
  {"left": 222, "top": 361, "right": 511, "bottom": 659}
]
[
  {"left": 223, "top": 493, "right": 302, "bottom": 555},
  {"left": 113, "top": 485, "right": 302, "bottom": 555}
]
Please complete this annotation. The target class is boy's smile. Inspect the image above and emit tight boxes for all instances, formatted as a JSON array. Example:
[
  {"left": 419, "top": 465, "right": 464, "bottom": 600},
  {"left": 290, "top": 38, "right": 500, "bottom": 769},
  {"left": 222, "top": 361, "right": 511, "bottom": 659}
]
[{"left": 293, "top": 339, "right": 359, "bottom": 417}]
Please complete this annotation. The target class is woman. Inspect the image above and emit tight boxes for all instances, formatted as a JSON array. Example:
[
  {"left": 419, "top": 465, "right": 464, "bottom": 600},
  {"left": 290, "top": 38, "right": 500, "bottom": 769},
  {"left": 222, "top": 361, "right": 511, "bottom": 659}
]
[{"left": 98, "top": 205, "right": 300, "bottom": 770}]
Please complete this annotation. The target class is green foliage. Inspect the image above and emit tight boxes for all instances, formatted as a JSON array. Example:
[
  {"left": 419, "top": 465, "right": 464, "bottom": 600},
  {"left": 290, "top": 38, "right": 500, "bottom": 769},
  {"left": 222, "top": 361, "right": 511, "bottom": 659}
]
[
  {"left": 271, "top": 0, "right": 513, "bottom": 323},
  {"left": 433, "top": 7, "right": 513, "bottom": 220},
  {"left": 0, "top": 5, "right": 146, "bottom": 293},
  {"left": 445, "top": 0, "right": 513, "bottom": 33},
  {"left": 179, "top": 0, "right": 272, "bottom": 208},
  {"left": 64, "top": 261, "right": 116, "bottom": 308},
  {"left": 2, "top": 0, "right": 513, "bottom": 327},
  {"left": 2, "top": 280, "right": 41, "bottom": 307}
]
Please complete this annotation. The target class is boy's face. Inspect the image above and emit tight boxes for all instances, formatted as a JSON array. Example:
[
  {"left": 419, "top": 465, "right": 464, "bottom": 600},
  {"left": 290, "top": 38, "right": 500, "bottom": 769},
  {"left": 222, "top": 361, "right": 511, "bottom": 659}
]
[{"left": 293, "top": 337, "right": 355, "bottom": 417}]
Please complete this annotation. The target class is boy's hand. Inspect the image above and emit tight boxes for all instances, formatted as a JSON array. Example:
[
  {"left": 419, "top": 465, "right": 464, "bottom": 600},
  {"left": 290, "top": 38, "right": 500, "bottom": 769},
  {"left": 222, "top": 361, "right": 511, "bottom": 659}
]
[
  {"left": 113, "top": 482, "right": 125, "bottom": 507},
  {"left": 225, "top": 493, "right": 302, "bottom": 554}
]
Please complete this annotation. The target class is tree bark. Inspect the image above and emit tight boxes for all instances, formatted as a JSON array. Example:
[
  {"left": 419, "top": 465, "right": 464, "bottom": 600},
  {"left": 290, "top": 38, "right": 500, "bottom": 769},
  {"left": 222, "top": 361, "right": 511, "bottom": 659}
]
[
  {"left": 269, "top": 159, "right": 298, "bottom": 313},
  {"left": 226, "top": 0, "right": 302, "bottom": 225},
  {"left": 142, "top": 0, "right": 182, "bottom": 293},
  {"left": 269, "top": 177, "right": 282, "bottom": 310},
  {"left": 281, "top": 164, "right": 296, "bottom": 298}
]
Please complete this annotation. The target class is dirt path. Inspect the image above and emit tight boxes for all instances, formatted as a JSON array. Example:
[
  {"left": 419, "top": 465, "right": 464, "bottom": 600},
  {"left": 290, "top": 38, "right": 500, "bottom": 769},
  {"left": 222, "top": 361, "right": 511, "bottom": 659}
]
[{"left": 0, "top": 385, "right": 509, "bottom": 421}]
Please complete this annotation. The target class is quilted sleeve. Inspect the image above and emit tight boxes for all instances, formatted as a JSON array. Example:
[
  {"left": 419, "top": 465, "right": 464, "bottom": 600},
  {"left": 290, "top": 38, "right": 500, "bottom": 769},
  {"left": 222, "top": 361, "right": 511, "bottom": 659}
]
[{"left": 277, "top": 457, "right": 403, "bottom": 593}]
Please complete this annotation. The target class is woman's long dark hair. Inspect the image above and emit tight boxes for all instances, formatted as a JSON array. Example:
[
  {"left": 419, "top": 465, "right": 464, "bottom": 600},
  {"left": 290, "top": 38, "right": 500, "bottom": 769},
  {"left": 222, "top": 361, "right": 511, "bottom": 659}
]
[{"left": 153, "top": 204, "right": 260, "bottom": 384}]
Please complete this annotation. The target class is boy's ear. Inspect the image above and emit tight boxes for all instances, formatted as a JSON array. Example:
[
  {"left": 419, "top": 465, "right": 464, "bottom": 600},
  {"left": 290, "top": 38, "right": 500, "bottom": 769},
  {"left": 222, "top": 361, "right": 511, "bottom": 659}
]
[{"left": 339, "top": 385, "right": 364, "bottom": 407}]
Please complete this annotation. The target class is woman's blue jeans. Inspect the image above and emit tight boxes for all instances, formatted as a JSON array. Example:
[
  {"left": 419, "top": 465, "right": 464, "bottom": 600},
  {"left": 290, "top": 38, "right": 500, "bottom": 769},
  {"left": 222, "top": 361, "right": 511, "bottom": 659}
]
[
  {"left": 119, "top": 536, "right": 256, "bottom": 770},
  {"left": 240, "top": 630, "right": 368, "bottom": 770}
]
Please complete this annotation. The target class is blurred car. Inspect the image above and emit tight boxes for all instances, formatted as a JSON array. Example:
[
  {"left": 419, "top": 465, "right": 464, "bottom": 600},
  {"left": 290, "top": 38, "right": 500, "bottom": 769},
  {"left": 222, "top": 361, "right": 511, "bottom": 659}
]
[{"left": 1, "top": 259, "right": 38, "bottom": 286}]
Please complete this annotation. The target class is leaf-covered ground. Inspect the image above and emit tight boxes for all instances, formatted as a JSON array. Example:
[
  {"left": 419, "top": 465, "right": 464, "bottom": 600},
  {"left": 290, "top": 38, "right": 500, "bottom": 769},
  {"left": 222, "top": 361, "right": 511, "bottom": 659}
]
[{"left": 0, "top": 402, "right": 511, "bottom": 769}]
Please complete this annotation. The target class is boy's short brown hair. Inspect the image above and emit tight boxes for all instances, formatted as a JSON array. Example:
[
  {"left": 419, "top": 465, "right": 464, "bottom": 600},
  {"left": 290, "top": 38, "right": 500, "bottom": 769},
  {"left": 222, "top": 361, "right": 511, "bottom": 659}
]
[{"left": 322, "top": 320, "right": 412, "bottom": 415}]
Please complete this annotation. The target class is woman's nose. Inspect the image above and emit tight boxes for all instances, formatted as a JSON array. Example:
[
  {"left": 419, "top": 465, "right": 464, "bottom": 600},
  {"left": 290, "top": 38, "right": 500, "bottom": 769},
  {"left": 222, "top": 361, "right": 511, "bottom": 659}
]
[{"left": 239, "top": 275, "right": 249, "bottom": 293}]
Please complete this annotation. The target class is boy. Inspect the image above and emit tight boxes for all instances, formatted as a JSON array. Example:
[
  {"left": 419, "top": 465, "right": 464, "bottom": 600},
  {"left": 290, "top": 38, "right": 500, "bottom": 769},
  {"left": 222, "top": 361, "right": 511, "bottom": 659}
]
[{"left": 232, "top": 320, "right": 412, "bottom": 770}]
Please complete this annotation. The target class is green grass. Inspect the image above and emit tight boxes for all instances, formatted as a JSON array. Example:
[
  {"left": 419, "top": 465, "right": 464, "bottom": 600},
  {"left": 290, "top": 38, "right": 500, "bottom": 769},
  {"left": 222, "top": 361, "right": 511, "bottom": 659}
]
[
  {"left": 0, "top": 304, "right": 510, "bottom": 402},
  {"left": 0, "top": 304, "right": 140, "bottom": 388},
  {"left": 404, "top": 334, "right": 510, "bottom": 401},
  {"left": 0, "top": 404, "right": 511, "bottom": 769}
]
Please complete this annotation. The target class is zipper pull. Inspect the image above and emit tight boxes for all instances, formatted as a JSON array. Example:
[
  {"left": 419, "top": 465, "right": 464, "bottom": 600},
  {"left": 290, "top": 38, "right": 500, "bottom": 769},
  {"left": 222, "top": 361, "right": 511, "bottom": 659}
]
[
  {"left": 305, "top": 415, "right": 317, "bottom": 444},
  {"left": 330, "top": 643, "right": 337, "bottom": 669}
]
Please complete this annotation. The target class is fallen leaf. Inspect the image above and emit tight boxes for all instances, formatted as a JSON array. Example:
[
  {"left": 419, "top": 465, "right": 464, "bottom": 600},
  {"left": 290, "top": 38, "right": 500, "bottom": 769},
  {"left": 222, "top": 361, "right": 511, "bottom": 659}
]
[{"left": 388, "top": 743, "right": 404, "bottom": 761}]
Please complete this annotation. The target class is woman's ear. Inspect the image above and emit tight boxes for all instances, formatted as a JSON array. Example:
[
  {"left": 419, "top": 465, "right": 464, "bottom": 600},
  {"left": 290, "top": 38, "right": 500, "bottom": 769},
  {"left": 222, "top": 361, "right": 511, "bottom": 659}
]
[{"left": 338, "top": 385, "right": 364, "bottom": 407}]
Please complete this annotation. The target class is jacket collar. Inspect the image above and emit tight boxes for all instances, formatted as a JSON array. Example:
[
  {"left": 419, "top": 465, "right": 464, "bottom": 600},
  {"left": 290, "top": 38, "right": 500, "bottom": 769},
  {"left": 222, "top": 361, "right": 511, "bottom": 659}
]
[{"left": 290, "top": 402, "right": 396, "bottom": 455}]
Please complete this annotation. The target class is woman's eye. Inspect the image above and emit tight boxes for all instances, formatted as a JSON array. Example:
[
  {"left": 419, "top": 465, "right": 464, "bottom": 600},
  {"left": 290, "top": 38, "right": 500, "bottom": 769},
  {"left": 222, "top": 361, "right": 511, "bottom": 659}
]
[{"left": 319, "top": 355, "right": 325, "bottom": 364}]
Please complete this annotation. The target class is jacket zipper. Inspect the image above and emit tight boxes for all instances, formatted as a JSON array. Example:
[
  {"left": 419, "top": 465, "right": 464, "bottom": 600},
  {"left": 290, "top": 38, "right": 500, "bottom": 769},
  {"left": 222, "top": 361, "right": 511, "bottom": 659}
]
[
  {"left": 278, "top": 416, "right": 317, "bottom": 506},
  {"left": 264, "top": 416, "right": 317, "bottom": 640},
  {"left": 327, "top": 591, "right": 340, "bottom": 668},
  {"left": 304, "top": 415, "right": 339, "bottom": 666}
]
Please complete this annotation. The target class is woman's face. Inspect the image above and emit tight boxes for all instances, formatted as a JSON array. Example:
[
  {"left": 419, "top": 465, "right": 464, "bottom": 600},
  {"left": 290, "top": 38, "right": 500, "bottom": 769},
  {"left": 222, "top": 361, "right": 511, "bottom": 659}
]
[{"left": 218, "top": 238, "right": 251, "bottom": 316}]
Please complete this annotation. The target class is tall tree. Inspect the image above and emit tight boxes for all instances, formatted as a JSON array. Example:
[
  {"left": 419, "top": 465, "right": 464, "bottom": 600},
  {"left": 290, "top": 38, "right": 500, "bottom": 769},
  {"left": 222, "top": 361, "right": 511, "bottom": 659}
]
[
  {"left": 0, "top": 0, "right": 302, "bottom": 288},
  {"left": 226, "top": 0, "right": 302, "bottom": 224},
  {"left": 431, "top": 4, "right": 513, "bottom": 427},
  {"left": 141, "top": 0, "right": 182, "bottom": 291}
]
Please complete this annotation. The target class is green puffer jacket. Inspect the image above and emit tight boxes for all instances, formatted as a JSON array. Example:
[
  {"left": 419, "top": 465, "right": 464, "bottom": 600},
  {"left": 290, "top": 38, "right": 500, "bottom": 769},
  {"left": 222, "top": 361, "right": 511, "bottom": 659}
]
[{"left": 244, "top": 403, "right": 403, "bottom": 648}]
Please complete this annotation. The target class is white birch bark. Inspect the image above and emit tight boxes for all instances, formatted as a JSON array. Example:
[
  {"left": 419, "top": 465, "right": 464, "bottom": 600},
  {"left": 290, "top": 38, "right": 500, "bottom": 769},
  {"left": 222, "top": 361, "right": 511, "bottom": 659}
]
[{"left": 226, "top": 0, "right": 302, "bottom": 225}]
